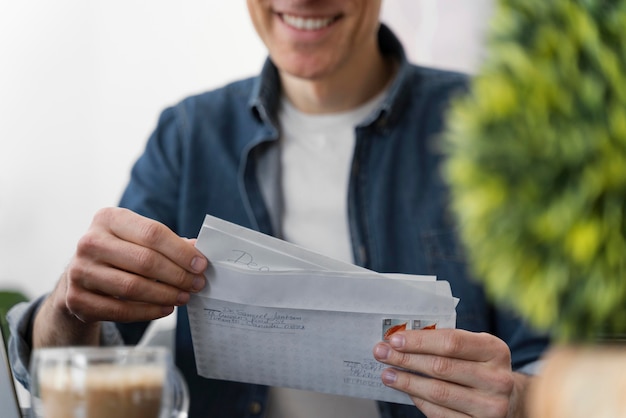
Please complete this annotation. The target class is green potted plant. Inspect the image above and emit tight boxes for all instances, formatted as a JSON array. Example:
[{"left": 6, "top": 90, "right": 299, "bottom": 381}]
[
  {"left": 0, "top": 290, "right": 28, "bottom": 345},
  {"left": 443, "top": 0, "right": 626, "bottom": 415}
]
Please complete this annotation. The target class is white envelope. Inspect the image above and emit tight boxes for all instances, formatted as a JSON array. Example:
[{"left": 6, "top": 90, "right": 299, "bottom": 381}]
[{"left": 188, "top": 215, "right": 458, "bottom": 405}]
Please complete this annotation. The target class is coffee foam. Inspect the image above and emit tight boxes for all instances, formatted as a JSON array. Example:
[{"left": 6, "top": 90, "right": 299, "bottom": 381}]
[{"left": 40, "top": 364, "right": 165, "bottom": 390}]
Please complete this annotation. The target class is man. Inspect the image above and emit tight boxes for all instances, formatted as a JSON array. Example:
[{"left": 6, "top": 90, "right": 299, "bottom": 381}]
[{"left": 8, "top": 1, "right": 549, "bottom": 417}]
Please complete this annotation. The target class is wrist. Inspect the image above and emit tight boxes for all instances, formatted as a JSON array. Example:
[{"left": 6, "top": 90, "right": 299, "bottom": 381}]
[
  {"left": 32, "top": 279, "right": 101, "bottom": 348},
  {"left": 508, "top": 372, "right": 532, "bottom": 418}
]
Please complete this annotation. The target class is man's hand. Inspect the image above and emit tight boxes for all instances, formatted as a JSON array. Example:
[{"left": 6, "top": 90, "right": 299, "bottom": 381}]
[
  {"left": 33, "top": 207, "right": 208, "bottom": 348},
  {"left": 373, "top": 329, "right": 530, "bottom": 418}
]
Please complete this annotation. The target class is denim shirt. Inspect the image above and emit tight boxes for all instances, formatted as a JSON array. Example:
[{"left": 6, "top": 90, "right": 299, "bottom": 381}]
[{"left": 8, "top": 25, "right": 549, "bottom": 418}]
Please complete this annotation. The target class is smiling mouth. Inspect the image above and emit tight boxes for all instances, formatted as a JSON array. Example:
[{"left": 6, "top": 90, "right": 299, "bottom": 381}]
[{"left": 280, "top": 13, "right": 339, "bottom": 31}]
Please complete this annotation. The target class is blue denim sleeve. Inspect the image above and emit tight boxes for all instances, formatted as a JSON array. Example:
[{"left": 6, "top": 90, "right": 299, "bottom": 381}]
[
  {"left": 492, "top": 306, "right": 551, "bottom": 373},
  {"left": 6, "top": 297, "right": 124, "bottom": 391}
]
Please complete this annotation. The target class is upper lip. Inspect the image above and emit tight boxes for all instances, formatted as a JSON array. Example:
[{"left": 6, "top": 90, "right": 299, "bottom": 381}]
[{"left": 280, "top": 12, "right": 337, "bottom": 17}]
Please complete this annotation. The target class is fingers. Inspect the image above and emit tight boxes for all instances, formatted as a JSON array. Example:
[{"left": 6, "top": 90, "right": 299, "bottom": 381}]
[
  {"left": 374, "top": 330, "right": 512, "bottom": 389},
  {"left": 96, "top": 207, "right": 208, "bottom": 278},
  {"left": 66, "top": 284, "right": 175, "bottom": 323},
  {"left": 381, "top": 367, "right": 510, "bottom": 418},
  {"left": 60, "top": 207, "right": 210, "bottom": 324},
  {"left": 70, "top": 262, "right": 191, "bottom": 306},
  {"left": 374, "top": 342, "right": 487, "bottom": 389},
  {"left": 64, "top": 258, "right": 181, "bottom": 323},
  {"left": 76, "top": 230, "right": 205, "bottom": 293},
  {"left": 373, "top": 329, "right": 516, "bottom": 418},
  {"left": 386, "top": 329, "right": 511, "bottom": 363},
  {"left": 408, "top": 397, "right": 472, "bottom": 418},
  {"left": 80, "top": 208, "right": 208, "bottom": 290}
]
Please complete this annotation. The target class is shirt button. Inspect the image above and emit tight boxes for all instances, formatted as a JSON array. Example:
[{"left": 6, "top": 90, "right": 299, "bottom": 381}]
[{"left": 248, "top": 401, "right": 263, "bottom": 415}]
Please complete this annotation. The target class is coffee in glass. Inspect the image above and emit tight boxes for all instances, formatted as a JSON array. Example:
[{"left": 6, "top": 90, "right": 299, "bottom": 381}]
[{"left": 30, "top": 346, "right": 188, "bottom": 418}]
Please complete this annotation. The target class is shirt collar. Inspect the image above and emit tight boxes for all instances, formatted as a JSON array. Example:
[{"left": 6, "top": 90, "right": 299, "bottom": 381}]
[{"left": 248, "top": 23, "right": 412, "bottom": 131}]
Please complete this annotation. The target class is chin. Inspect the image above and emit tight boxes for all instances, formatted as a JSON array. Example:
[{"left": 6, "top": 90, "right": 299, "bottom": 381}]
[
  {"left": 278, "top": 58, "right": 338, "bottom": 81},
  {"left": 287, "top": 69, "right": 329, "bottom": 81}
]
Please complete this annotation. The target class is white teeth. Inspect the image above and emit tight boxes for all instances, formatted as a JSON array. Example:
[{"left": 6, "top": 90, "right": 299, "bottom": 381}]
[{"left": 282, "top": 14, "right": 335, "bottom": 30}]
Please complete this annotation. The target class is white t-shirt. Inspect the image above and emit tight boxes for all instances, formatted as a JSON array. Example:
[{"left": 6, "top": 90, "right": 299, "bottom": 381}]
[
  {"left": 279, "top": 91, "right": 387, "bottom": 263},
  {"left": 266, "top": 90, "right": 388, "bottom": 418}
]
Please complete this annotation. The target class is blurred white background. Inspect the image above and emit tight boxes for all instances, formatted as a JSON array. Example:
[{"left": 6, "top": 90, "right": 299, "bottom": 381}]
[{"left": 0, "top": 1, "right": 493, "bottom": 300}]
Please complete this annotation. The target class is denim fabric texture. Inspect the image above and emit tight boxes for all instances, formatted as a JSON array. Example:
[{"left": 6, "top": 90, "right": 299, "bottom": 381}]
[{"left": 8, "top": 25, "right": 549, "bottom": 418}]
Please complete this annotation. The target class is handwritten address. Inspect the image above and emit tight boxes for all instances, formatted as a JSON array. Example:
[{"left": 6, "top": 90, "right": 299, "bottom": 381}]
[
  {"left": 343, "top": 359, "right": 385, "bottom": 388},
  {"left": 203, "top": 307, "right": 305, "bottom": 331}
]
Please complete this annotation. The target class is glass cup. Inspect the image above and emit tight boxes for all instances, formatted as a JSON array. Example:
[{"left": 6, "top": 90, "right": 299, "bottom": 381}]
[{"left": 30, "top": 346, "right": 189, "bottom": 418}]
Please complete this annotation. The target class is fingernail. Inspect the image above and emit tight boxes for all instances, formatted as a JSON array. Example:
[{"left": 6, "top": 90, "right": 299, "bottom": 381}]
[
  {"left": 191, "top": 256, "right": 207, "bottom": 273},
  {"left": 382, "top": 369, "right": 397, "bottom": 384},
  {"left": 374, "top": 344, "right": 391, "bottom": 360},
  {"left": 192, "top": 276, "right": 206, "bottom": 292},
  {"left": 161, "top": 306, "right": 175, "bottom": 315},
  {"left": 390, "top": 334, "right": 405, "bottom": 348}
]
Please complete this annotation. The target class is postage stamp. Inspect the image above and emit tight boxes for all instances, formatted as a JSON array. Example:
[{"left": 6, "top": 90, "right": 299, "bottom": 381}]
[{"left": 382, "top": 319, "right": 437, "bottom": 341}]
